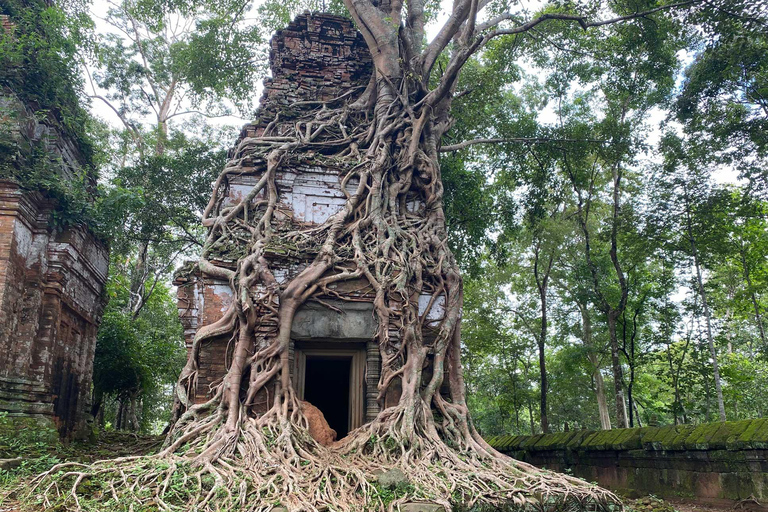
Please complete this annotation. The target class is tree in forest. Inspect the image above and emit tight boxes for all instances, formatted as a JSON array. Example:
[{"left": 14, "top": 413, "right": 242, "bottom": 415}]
[
  {"left": 462, "top": 266, "right": 542, "bottom": 435},
  {"left": 651, "top": 139, "right": 733, "bottom": 422},
  {"left": 92, "top": 274, "right": 186, "bottom": 432},
  {"left": 555, "top": 260, "right": 614, "bottom": 431},
  {"left": 562, "top": 30, "right": 680, "bottom": 427},
  {"left": 86, "top": 0, "right": 263, "bottom": 425},
  {"left": 711, "top": 191, "right": 768, "bottom": 356},
  {"left": 28, "top": 1, "right": 717, "bottom": 511},
  {"left": 90, "top": 0, "right": 262, "bottom": 322}
]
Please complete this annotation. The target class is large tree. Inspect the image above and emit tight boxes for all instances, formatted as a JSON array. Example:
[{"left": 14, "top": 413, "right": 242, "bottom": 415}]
[{"left": 31, "top": 1, "right": 714, "bottom": 511}]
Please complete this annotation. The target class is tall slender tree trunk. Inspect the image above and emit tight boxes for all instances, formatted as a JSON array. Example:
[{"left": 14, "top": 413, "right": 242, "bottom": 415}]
[
  {"left": 684, "top": 186, "right": 726, "bottom": 422},
  {"left": 741, "top": 248, "right": 767, "bottom": 351},
  {"left": 91, "top": 387, "right": 104, "bottom": 422},
  {"left": 666, "top": 344, "right": 685, "bottom": 425},
  {"left": 527, "top": 399, "right": 535, "bottom": 435},
  {"left": 579, "top": 301, "right": 611, "bottom": 430},
  {"left": 607, "top": 313, "right": 629, "bottom": 428},
  {"left": 567, "top": 153, "right": 629, "bottom": 429},
  {"left": 537, "top": 314, "right": 548, "bottom": 433},
  {"left": 116, "top": 399, "right": 125, "bottom": 430},
  {"left": 128, "top": 391, "right": 140, "bottom": 432},
  {"left": 625, "top": 306, "right": 641, "bottom": 427},
  {"left": 533, "top": 242, "right": 554, "bottom": 433},
  {"left": 693, "top": 256, "right": 726, "bottom": 422},
  {"left": 590, "top": 355, "right": 612, "bottom": 430},
  {"left": 130, "top": 241, "right": 149, "bottom": 320}
]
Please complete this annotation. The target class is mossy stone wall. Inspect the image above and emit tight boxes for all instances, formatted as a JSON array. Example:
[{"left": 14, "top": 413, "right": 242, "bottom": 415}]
[{"left": 487, "top": 419, "right": 768, "bottom": 502}]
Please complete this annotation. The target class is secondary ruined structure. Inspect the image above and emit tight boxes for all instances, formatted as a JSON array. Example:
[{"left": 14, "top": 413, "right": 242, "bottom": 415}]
[
  {"left": 174, "top": 12, "right": 446, "bottom": 441},
  {"left": 0, "top": 14, "right": 109, "bottom": 437},
  {"left": 489, "top": 419, "right": 768, "bottom": 503}
]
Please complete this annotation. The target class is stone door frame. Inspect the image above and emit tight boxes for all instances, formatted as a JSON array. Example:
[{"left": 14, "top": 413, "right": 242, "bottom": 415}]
[{"left": 293, "top": 342, "right": 367, "bottom": 432}]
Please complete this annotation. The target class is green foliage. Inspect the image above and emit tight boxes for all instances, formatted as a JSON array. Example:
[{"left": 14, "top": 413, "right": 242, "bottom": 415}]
[
  {"left": 675, "top": 1, "right": 768, "bottom": 194},
  {"left": 93, "top": 273, "right": 186, "bottom": 432},
  {"left": 94, "top": 0, "right": 264, "bottom": 123},
  {"left": 0, "top": 0, "right": 95, "bottom": 160},
  {"left": 0, "top": 412, "right": 62, "bottom": 488},
  {"left": 84, "top": 0, "right": 249, "bottom": 433},
  {"left": 100, "top": 130, "right": 226, "bottom": 255},
  {"left": 369, "top": 479, "right": 417, "bottom": 510},
  {"left": 0, "top": 0, "right": 106, "bottom": 230},
  {"left": 455, "top": 0, "right": 768, "bottom": 436}
]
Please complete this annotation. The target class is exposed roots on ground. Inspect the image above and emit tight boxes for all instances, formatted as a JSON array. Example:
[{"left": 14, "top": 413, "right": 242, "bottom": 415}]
[
  {"left": 24, "top": 410, "right": 617, "bottom": 512},
  {"left": 16, "top": 69, "right": 622, "bottom": 512}
]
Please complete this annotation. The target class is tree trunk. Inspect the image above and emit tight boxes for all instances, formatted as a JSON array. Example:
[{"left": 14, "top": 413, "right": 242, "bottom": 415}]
[
  {"left": 128, "top": 392, "right": 140, "bottom": 432},
  {"left": 684, "top": 185, "right": 726, "bottom": 422},
  {"left": 527, "top": 398, "right": 535, "bottom": 435},
  {"left": 693, "top": 257, "right": 726, "bottom": 422},
  {"left": 741, "top": 248, "right": 767, "bottom": 351},
  {"left": 607, "top": 313, "right": 629, "bottom": 428},
  {"left": 91, "top": 387, "right": 103, "bottom": 422},
  {"left": 567, "top": 149, "right": 629, "bottom": 430},
  {"left": 116, "top": 399, "right": 125, "bottom": 430},
  {"left": 594, "top": 367, "right": 612, "bottom": 430},
  {"left": 130, "top": 241, "right": 149, "bottom": 320},
  {"left": 580, "top": 301, "right": 611, "bottom": 430},
  {"left": 589, "top": 354, "right": 612, "bottom": 430},
  {"left": 533, "top": 242, "right": 553, "bottom": 434},
  {"left": 625, "top": 306, "right": 641, "bottom": 428}
]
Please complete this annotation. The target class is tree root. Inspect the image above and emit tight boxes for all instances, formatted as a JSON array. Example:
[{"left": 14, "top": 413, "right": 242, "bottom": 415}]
[
  {"left": 16, "top": 411, "right": 620, "bottom": 512},
  {"left": 9, "top": 47, "right": 627, "bottom": 512}
]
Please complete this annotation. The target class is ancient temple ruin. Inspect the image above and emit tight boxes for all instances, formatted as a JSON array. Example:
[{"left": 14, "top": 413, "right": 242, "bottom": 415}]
[
  {"left": 175, "top": 13, "right": 446, "bottom": 439},
  {"left": 0, "top": 14, "right": 109, "bottom": 437}
]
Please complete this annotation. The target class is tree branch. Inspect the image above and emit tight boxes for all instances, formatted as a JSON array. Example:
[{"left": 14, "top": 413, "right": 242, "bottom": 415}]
[
  {"left": 439, "top": 137, "right": 607, "bottom": 152},
  {"left": 480, "top": 1, "right": 698, "bottom": 48},
  {"left": 164, "top": 110, "right": 247, "bottom": 121},
  {"left": 421, "top": 0, "right": 475, "bottom": 79}
]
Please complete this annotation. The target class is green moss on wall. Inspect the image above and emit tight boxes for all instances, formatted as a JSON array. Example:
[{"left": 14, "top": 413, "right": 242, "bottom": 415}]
[
  {"left": 487, "top": 419, "right": 768, "bottom": 453},
  {"left": 486, "top": 420, "right": 768, "bottom": 501}
]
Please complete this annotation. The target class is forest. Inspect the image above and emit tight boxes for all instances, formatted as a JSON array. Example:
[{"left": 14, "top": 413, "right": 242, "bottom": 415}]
[
  {"left": 1, "top": 0, "right": 765, "bottom": 437},
  {"left": 1, "top": 0, "right": 767, "bottom": 509}
]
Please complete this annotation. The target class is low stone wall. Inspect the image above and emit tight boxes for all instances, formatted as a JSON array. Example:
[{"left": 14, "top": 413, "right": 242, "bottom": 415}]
[{"left": 487, "top": 419, "right": 768, "bottom": 502}]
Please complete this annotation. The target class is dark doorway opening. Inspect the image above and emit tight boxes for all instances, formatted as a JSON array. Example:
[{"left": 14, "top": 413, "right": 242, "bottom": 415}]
[{"left": 303, "top": 357, "right": 351, "bottom": 438}]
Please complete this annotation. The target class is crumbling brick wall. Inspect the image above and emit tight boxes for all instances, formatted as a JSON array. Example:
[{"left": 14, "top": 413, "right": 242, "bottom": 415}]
[
  {"left": 175, "top": 11, "right": 378, "bottom": 415},
  {"left": 0, "top": 72, "right": 108, "bottom": 439},
  {"left": 175, "top": 13, "right": 448, "bottom": 428}
]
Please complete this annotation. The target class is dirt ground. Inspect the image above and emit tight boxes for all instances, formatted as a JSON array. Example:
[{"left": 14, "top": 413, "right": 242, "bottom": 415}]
[
  {"left": 0, "top": 431, "right": 162, "bottom": 512},
  {"left": 626, "top": 495, "right": 767, "bottom": 512}
]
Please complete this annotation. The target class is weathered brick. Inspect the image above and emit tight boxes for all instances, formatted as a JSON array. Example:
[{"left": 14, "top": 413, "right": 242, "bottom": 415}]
[{"left": 0, "top": 87, "right": 108, "bottom": 439}]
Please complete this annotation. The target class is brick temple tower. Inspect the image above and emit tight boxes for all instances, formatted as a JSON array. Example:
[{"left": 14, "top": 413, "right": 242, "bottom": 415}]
[
  {"left": 174, "top": 13, "right": 446, "bottom": 439},
  {"left": 0, "top": 15, "right": 109, "bottom": 438}
]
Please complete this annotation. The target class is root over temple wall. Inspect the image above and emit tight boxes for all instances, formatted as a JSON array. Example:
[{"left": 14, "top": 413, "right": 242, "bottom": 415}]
[{"left": 23, "top": 12, "right": 621, "bottom": 512}]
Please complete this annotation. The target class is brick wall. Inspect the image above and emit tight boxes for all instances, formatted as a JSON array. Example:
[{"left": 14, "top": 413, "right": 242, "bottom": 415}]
[
  {"left": 0, "top": 182, "right": 108, "bottom": 438},
  {"left": 175, "top": 12, "right": 374, "bottom": 407},
  {"left": 0, "top": 32, "right": 109, "bottom": 437},
  {"left": 488, "top": 419, "right": 768, "bottom": 503}
]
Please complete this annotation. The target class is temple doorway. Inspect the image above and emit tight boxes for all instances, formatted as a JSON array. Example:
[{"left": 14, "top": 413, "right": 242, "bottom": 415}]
[
  {"left": 304, "top": 357, "right": 351, "bottom": 436},
  {"left": 294, "top": 344, "right": 366, "bottom": 438}
]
